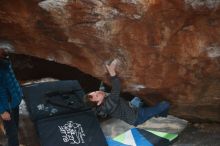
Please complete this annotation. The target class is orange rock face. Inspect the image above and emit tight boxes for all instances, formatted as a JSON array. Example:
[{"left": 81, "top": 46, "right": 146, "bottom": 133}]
[{"left": 0, "top": 0, "right": 220, "bottom": 121}]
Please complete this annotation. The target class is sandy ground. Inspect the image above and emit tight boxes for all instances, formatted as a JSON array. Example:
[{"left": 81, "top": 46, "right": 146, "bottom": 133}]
[{"left": 173, "top": 123, "right": 220, "bottom": 146}]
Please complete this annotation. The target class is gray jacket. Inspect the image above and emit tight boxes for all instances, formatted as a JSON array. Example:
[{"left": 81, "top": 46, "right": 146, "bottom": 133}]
[{"left": 96, "top": 76, "right": 138, "bottom": 125}]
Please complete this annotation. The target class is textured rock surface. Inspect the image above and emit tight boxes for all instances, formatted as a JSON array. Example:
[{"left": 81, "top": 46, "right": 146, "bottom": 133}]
[{"left": 0, "top": 0, "right": 220, "bottom": 121}]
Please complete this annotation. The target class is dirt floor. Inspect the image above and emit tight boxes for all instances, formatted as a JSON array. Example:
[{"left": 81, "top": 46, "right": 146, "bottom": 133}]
[{"left": 173, "top": 123, "right": 220, "bottom": 146}]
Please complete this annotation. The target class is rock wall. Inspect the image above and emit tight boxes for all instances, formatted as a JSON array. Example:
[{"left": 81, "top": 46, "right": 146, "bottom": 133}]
[{"left": 0, "top": 0, "right": 220, "bottom": 122}]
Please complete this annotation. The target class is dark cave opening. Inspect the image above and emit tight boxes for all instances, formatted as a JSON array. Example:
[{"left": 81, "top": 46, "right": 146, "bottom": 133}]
[
  {"left": 10, "top": 53, "right": 134, "bottom": 99},
  {"left": 10, "top": 53, "right": 101, "bottom": 94}
]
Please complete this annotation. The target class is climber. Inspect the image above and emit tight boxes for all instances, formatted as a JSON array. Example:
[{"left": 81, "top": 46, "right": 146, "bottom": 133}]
[{"left": 84, "top": 59, "right": 170, "bottom": 126}]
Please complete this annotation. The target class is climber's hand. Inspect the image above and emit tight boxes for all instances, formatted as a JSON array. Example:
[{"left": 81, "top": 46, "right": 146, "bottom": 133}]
[{"left": 106, "top": 59, "right": 118, "bottom": 76}]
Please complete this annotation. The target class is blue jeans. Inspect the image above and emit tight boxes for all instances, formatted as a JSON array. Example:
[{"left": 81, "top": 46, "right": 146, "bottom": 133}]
[
  {"left": 3, "top": 106, "right": 19, "bottom": 146},
  {"left": 129, "top": 96, "right": 143, "bottom": 108},
  {"left": 133, "top": 101, "right": 170, "bottom": 126}
]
